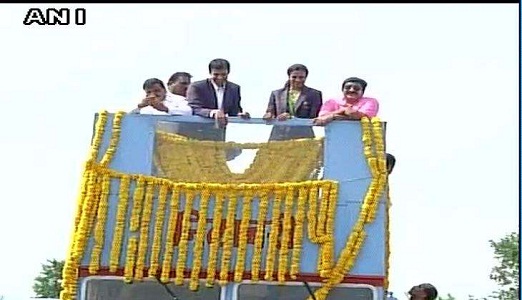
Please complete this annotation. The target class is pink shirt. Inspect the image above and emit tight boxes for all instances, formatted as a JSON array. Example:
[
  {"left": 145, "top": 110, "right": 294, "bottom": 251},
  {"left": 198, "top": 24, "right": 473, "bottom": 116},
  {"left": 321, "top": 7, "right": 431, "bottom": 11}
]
[{"left": 318, "top": 97, "right": 379, "bottom": 118}]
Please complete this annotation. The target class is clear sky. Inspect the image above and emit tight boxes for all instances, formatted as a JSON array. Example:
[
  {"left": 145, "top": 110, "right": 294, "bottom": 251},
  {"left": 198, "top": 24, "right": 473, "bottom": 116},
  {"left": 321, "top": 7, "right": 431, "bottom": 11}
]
[{"left": 0, "top": 3, "right": 518, "bottom": 300}]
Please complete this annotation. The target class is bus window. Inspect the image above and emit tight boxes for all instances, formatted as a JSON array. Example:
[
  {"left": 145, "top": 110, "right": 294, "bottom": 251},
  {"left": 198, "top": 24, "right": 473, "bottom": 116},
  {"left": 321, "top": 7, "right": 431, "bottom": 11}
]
[
  {"left": 235, "top": 282, "right": 374, "bottom": 300},
  {"left": 82, "top": 278, "right": 221, "bottom": 300}
]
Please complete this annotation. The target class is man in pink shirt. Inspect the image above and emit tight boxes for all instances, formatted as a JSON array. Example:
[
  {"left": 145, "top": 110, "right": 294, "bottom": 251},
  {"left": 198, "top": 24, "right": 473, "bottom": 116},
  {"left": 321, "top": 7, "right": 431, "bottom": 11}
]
[
  {"left": 313, "top": 77, "right": 378, "bottom": 125},
  {"left": 313, "top": 77, "right": 396, "bottom": 174}
]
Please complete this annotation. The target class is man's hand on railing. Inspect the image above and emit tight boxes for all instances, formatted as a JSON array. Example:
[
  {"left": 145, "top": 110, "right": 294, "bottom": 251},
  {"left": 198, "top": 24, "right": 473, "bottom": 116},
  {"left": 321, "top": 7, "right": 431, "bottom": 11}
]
[
  {"left": 238, "top": 112, "right": 251, "bottom": 119},
  {"left": 276, "top": 112, "right": 291, "bottom": 121},
  {"left": 262, "top": 112, "right": 273, "bottom": 120},
  {"left": 312, "top": 115, "right": 334, "bottom": 126},
  {"left": 210, "top": 109, "right": 228, "bottom": 128}
]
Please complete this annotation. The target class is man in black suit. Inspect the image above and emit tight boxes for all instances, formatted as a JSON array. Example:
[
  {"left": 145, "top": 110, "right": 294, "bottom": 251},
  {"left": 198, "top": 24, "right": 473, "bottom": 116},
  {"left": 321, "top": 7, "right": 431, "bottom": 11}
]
[
  {"left": 187, "top": 58, "right": 250, "bottom": 127},
  {"left": 185, "top": 58, "right": 249, "bottom": 160}
]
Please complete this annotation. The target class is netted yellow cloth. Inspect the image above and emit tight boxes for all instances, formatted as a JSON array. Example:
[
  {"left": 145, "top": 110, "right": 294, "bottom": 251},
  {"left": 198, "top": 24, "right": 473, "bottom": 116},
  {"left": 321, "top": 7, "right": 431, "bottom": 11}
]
[{"left": 153, "top": 131, "right": 324, "bottom": 183}]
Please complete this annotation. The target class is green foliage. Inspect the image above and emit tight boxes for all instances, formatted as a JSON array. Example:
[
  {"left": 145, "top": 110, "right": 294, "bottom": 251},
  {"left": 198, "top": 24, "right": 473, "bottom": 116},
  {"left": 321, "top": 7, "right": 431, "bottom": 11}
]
[
  {"left": 488, "top": 232, "right": 519, "bottom": 300},
  {"left": 32, "top": 259, "right": 64, "bottom": 298},
  {"left": 440, "top": 232, "right": 519, "bottom": 300}
]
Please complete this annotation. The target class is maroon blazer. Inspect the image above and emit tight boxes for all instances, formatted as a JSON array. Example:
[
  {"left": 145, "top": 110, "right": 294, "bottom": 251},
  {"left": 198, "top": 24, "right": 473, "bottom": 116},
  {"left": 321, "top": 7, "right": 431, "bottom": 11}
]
[
  {"left": 186, "top": 79, "right": 243, "bottom": 118},
  {"left": 265, "top": 85, "right": 323, "bottom": 119}
]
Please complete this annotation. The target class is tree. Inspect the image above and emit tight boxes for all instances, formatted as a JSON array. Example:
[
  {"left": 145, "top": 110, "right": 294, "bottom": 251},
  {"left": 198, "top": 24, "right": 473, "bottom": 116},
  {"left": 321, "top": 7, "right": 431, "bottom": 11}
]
[
  {"left": 442, "top": 232, "right": 519, "bottom": 300},
  {"left": 489, "top": 232, "right": 519, "bottom": 300},
  {"left": 33, "top": 259, "right": 64, "bottom": 298}
]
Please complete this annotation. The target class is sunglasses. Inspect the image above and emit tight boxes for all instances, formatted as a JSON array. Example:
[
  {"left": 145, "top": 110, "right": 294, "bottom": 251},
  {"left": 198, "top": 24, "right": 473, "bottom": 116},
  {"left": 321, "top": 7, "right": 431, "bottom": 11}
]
[{"left": 344, "top": 84, "right": 363, "bottom": 91}]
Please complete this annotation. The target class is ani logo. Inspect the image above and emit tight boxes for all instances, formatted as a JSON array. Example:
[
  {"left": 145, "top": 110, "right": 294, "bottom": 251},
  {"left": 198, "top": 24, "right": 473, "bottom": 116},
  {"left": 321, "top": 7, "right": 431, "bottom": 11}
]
[{"left": 23, "top": 8, "right": 86, "bottom": 26}]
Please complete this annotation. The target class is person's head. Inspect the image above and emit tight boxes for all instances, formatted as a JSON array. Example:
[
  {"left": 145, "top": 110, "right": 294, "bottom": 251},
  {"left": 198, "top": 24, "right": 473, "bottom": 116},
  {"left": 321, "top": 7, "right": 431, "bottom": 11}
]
[
  {"left": 208, "top": 58, "right": 230, "bottom": 87},
  {"left": 408, "top": 283, "right": 438, "bottom": 300},
  {"left": 286, "top": 64, "right": 309, "bottom": 90},
  {"left": 167, "top": 72, "right": 192, "bottom": 96},
  {"left": 386, "top": 153, "right": 396, "bottom": 174},
  {"left": 142, "top": 78, "right": 166, "bottom": 100},
  {"left": 342, "top": 77, "right": 368, "bottom": 102}
]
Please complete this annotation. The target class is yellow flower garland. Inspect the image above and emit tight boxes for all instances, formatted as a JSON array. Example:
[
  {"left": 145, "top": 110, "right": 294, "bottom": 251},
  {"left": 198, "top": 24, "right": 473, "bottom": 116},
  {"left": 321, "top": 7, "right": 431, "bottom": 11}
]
[
  {"left": 148, "top": 184, "right": 168, "bottom": 277},
  {"left": 278, "top": 186, "right": 295, "bottom": 283},
  {"left": 109, "top": 175, "right": 130, "bottom": 272},
  {"left": 205, "top": 188, "right": 224, "bottom": 287},
  {"left": 264, "top": 187, "right": 284, "bottom": 281},
  {"left": 290, "top": 186, "right": 308, "bottom": 279},
  {"left": 190, "top": 186, "right": 211, "bottom": 290},
  {"left": 60, "top": 111, "right": 389, "bottom": 300},
  {"left": 251, "top": 187, "right": 269, "bottom": 282},
  {"left": 307, "top": 117, "right": 388, "bottom": 300},
  {"left": 135, "top": 181, "right": 155, "bottom": 280},
  {"left": 160, "top": 187, "right": 180, "bottom": 283},
  {"left": 88, "top": 173, "right": 111, "bottom": 274},
  {"left": 234, "top": 189, "right": 254, "bottom": 282},
  {"left": 176, "top": 187, "right": 196, "bottom": 285},
  {"left": 219, "top": 187, "right": 238, "bottom": 284}
]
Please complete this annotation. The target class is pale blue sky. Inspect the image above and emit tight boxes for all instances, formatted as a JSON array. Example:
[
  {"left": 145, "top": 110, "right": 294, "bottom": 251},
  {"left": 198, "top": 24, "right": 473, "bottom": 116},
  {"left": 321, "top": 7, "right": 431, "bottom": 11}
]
[{"left": 0, "top": 4, "right": 518, "bottom": 300}]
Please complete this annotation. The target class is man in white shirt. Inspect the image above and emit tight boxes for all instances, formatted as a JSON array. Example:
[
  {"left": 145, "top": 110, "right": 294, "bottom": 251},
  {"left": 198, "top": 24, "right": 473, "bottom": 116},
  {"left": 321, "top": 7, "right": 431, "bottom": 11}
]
[
  {"left": 166, "top": 71, "right": 192, "bottom": 100},
  {"left": 133, "top": 77, "right": 192, "bottom": 116}
]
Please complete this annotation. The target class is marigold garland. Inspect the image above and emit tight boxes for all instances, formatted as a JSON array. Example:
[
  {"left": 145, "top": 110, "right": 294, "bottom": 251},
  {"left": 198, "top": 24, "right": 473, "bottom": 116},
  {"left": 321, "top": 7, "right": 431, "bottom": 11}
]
[
  {"left": 60, "top": 111, "right": 389, "bottom": 300},
  {"left": 264, "top": 187, "right": 284, "bottom": 281},
  {"left": 160, "top": 187, "right": 180, "bottom": 283},
  {"left": 278, "top": 186, "right": 295, "bottom": 282},
  {"left": 190, "top": 187, "right": 211, "bottom": 290},
  {"left": 219, "top": 188, "right": 239, "bottom": 284},
  {"left": 251, "top": 187, "right": 270, "bottom": 281},
  {"left": 176, "top": 187, "right": 196, "bottom": 285},
  {"left": 148, "top": 184, "right": 168, "bottom": 278},
  {"left": 290, "top": 186, "right": 307, "bottom": 279},
  {"left": 307, "top": 117, "right": 388, "bottom": 300},
  {"left": 134, "top": 181, "right": 155, "bottom": 280},
  {"left": 88, "top": 173, "right": 111, "bottom": 274},
  {"left": 234, "top": 189, "right": 254, "bottom": 282},
  {"left": 109, "top": 175, "right": 130, "bottom": 272},
  {"left": 205, "top": 188, "right": 225, "bottom": 287}
]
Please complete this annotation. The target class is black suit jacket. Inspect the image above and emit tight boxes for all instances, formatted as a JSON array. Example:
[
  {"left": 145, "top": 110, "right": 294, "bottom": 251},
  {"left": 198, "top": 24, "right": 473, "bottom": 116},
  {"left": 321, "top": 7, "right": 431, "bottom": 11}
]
[
  {"left": 265, "top": 85, "right": 323, "bottom": 119},
  {"left": 187, "top": 79, "right": 243, "bottom": 118}
]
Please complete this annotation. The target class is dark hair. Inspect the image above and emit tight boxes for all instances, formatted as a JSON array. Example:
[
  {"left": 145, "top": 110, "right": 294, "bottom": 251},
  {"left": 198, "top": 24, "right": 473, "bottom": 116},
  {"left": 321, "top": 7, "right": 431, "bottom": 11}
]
[
  {"left": 386, "top": 153, "right": 396, "bottom": 174},
  {"left": 167, "top": 72, "right": 192, "bottom": 85},
  {"left": 208, "top": 58, "right": 231, "bottom": 73},
  {"left": 409, "top": 283, "right": 438, "bottom": 300},
  {"left": 287, "top": 64, "right": 309, "bottom": 77},
  {"left": 342, "top": 77, "right": 368, "bottom": 92},
  {"left": 142, "top": 78, "right": 165, "bottom": 90}
]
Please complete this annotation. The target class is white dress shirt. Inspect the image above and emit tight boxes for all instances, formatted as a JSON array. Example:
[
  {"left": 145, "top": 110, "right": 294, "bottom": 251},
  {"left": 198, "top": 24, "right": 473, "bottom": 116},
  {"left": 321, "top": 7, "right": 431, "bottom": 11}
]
[
  {"left": 138, "top": 93, "right": 192, "bottom": 116},
  {"left": 211, "top": 80, "right": 225, "bottom": 110},
  {"left": 208, "top": 80, "right": 227, "bottom": 118}
]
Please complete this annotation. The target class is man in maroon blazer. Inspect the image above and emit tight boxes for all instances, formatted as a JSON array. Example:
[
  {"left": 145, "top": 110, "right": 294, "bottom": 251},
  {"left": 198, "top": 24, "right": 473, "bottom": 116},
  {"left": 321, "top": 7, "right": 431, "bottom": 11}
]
[{"left": 187, "top": 58, "right": 250, "bottom": 127}]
